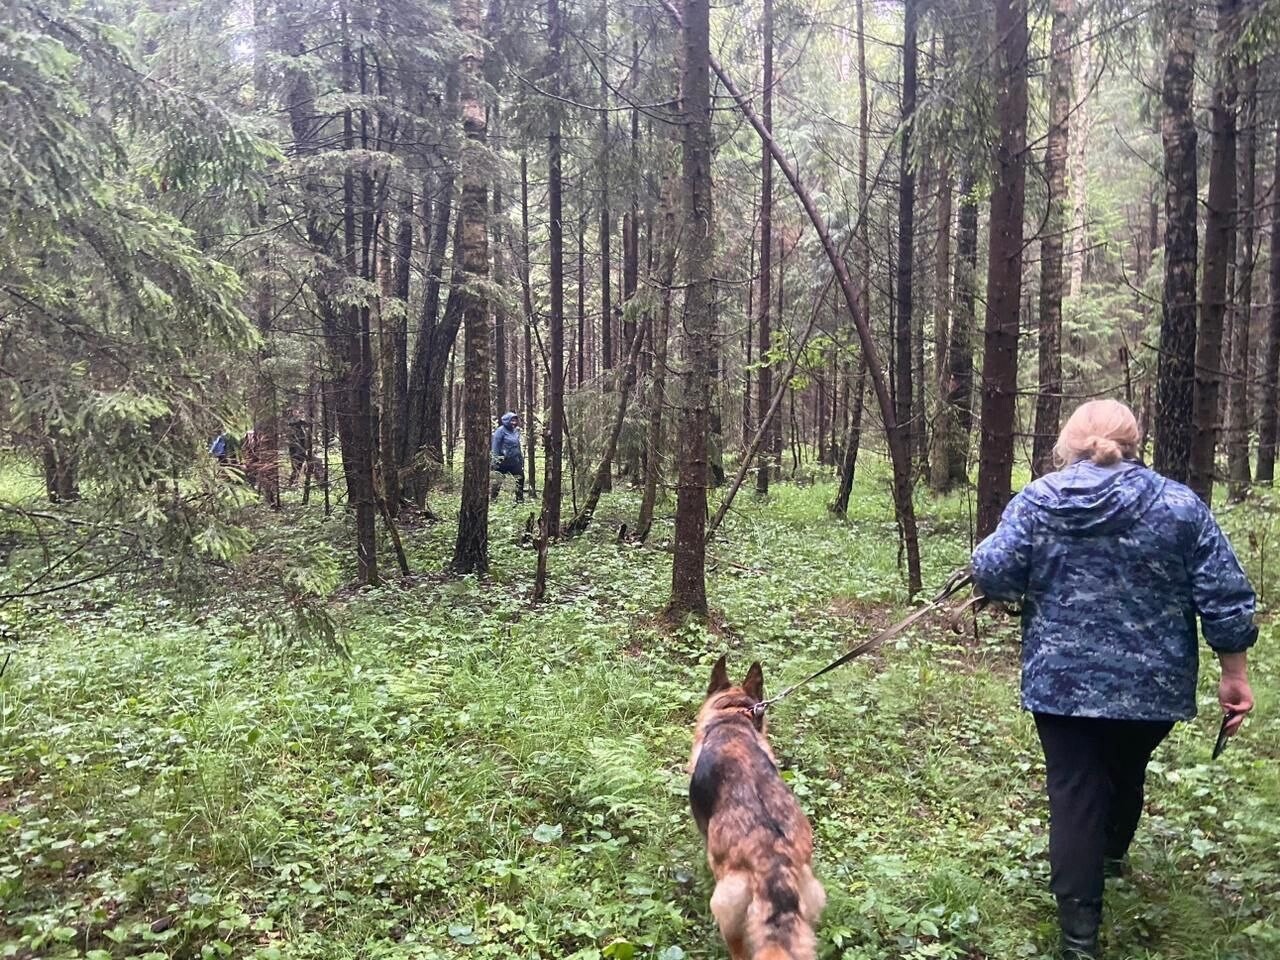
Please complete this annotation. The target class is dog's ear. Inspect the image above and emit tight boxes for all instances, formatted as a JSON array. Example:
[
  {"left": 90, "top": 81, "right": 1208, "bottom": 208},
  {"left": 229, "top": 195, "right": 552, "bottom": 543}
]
[
  {"left": 742, "top": 662, "right": 765, "bottom": 702},
  {"left": 707, "top": 654, "right": 731, "bottom": 695}
]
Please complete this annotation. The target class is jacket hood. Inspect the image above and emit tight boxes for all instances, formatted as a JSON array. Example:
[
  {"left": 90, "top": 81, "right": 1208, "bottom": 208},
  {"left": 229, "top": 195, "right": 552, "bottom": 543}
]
[
  {"left": 499, "top": 412, "right": 519, "bottom": 428},
  {"left": 1021, "top": 460, "right": 1165, "bottom": 536}
]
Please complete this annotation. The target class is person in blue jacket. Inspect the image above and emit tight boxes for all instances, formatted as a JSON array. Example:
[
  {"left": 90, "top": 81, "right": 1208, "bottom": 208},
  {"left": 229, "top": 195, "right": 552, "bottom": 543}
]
[
  {"left": 490, "top": 411, "right": 524, "bottom": 503},
  {"left": 971, "top": 399, "right": 1256, "bottom": 960}
]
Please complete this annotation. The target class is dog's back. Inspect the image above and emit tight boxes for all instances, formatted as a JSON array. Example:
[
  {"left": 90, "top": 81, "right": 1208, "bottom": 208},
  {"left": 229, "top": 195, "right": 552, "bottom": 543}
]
[{"left": 689, "top": 658, "right": 825, "bottom": 960}]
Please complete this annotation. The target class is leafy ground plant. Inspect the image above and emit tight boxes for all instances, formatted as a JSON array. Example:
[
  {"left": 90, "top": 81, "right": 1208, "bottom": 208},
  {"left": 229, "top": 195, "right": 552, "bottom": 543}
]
[{"left": 2, "top": 460, "right": 1277, "bottom": 959}]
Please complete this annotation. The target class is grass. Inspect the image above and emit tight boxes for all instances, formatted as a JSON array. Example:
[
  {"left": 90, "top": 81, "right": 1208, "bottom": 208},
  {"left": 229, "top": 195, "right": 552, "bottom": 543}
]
[{"left": 2, "top": 457, "right": 1278, "bottom": 959}]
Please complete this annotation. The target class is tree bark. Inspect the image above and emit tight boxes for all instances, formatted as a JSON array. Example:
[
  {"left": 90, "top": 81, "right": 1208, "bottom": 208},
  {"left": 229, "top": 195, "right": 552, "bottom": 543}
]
[
  {"left": 401, "top": 167, "right": 455, "bottom": 500},
  {"left": 833, "top": 0, "right": 872, "bottom": 517},
  {"left": 667, "top": 0, "right": 714, "bottom": 620},
  {"left": 975, "top": 0, "right": 1028, "bottom": 538},
  {"left": 1258, "top": 121, "right": 1280, "bottom": 484},
  {"left": 449, "top": 0, "right": 491, "bottom": 574},
  {"left": 565, "top": 318, "right": 645, "bottom": 536},
  {"left": 541, "top": 0, "right": 566, "bottom": 538},
  {"left": 381, "top": 196, "right": 413, "bottom": 514},
  {"left": 1067, "top": 14, "right": 1093, "bottom": 300},
  {"left": 1154, "top": 0, "right": 1199, "bottom": 483},
  {"left": 1189, "top": 0, "right": 1239, "bottom": 506},
  {"left": 1226, "top": 63, "right": 1256, "bottom": 499},
  {"left": 636, "top": 177, "right": 676, "bottom": 543},
  {"left": 833, "top": 355, "right": 867, "bottom": 515},
  {"left": 896, "top": 0, "right": 917, "bottom": 473},
  {"left": 755, "top": 0, "right": 775, "bottom": 497},
  {"left": 1032, "top": 0, "right": 1074, "bottom": 477},
  {"left": 520, "top": 154, "right": 539, "bottom": 495}
]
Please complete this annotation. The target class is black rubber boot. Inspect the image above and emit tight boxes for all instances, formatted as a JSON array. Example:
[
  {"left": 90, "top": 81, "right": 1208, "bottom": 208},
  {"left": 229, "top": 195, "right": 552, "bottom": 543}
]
[
  {"left": 1058, "top": 898, "right": 1101, "bottom": 960},
  {"left": 1103, "top": 856, "right": 1128, "bottom": 881}
]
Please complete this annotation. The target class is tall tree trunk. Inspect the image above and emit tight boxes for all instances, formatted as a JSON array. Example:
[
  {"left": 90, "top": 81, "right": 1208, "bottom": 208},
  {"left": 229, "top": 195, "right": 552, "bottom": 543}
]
[
  {"left": 667, "top": 0, "right": 713, "bottom": 620},
  {"left": 636, "top": 176, "right": 677, "bottom": 542},
  {"left": 1227, "top": 63, "right": 1256, "bottom": 499},
  {"left": 1154, "top": 0, "right": 1199, "bottom": 483},
  {"left": 1189, "top": 0, "right": 1239, "bottom": 505},
  {"left": 1032, "top": 0, "right": 1074, "bottom": 477},
  {"left": 599, "top": 0, "right": 614, "bottom": 378},
  {"left": 927, "top": 162, "right": 953, "bottom": 491},
  {"left": 328, "top": 11, "right": 379, "bottom": 585},
  {"left": 975, "top": 0, "right": 1028, "bottom": 537},
  {"left": 833, "top": 356, "right": 867, "bottom": 514},
  {"left": 520, "top": 155, "right": 539, "bottom": 495},
  {"left": 450, "top": 0, "right": 491, "bottom": 574},
  {"left": 932, "top": 169, "right": 978, "bottom": 492},
  {"left": 541, "top": 0, "right": 566, "bottom": 538},
  {"left": 1258, "top": 121, "right": 1280, "bottom": 484},
  {"left": 1067, "top": 14, "right": 1093, "bottom": 300},
  {"left": 401, "top": 166, "right": 455, "bottom": 501},
  {"left": 494, "top": 184, "right": 509, "bottom": 416},
  {"left": 754, "top": 0, "right": 774, "bottom": 497},
  {"left": 565, "top": 319, "right": 646, "bottom": 536},
  {"left": 833, "top": 0, "right": 872, "bottom": 517},
  {"left": 896, "top": 0, "right": 917, "bottom": 473},
  {"left": 577, "top": 184, "right": 586, "bottom": 389},
  {"left": 381, "top": 198, "right": 412, "bottom": 514}
]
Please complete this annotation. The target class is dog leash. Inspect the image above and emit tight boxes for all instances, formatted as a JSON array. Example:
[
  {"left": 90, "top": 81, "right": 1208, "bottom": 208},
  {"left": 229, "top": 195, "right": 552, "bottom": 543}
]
[{"left": 751, "top": 567, "right": 977, "bottom": 717}]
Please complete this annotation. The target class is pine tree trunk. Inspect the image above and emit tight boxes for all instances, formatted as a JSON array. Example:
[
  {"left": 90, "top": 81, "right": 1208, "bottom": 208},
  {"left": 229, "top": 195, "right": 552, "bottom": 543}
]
[
  {"left": 932, "top": 170, "right": 978, "bottom": 492},
  {"left": 1227, "top": 64, "right": 1256, "bottom": 500},
  {"left": 896, "top": 0, "right": 917, "bottom": 473},
  {"left": 832, "top": 0, "right": 871, "bottom": 518},
  {"left": 541, "top": 0, "right": 566, "bottom": 538},
  {"left": 1259, "top": 121, "right": 1280, "bottom": 484},
  {"left": 833, "top": 355, "right": 867, "bottom": 514},
  {"left": 449, "top": 0, "right": 491, "bottom": 574},
  {"left": 382, "top": 197, "right": 412, "bottom": 514},
  {"left": 975, "top": 0, "right": 1028, "bottom": 537},
  {"left": 755, "top": 0, "right": 774, "bottom": 498},
  {"left": 493, "top": 184, "right": 509, "bottom": 416},
  {"left": 636, "top": 177, "right": 677, "bottom": 542},
  {"left": 667, "top": 0, "right": 713, "bottom": 621},
  {"left": 520, "top": 155, "right": 539, "bottom": 496},
  {"left": 401, "top": 167, "right": 455, "bottom": 503},
  {"left": 577, "top": 189, "right": 586, "bottom": 389},
  {"left": 1189, "top": 0, "right": 1239, "bottom": 506},
  {"left": 1154, "top": 0, "right": 1199, "bottom": 483},
  {"left": 1032, "top": 0, "right": 1073, "bottom": 477}
]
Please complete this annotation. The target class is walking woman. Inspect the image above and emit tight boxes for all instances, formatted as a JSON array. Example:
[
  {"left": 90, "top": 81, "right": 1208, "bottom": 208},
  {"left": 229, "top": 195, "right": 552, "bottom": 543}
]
[{"left": 971, "top": 400, "right": 1257, "bottom": 960}]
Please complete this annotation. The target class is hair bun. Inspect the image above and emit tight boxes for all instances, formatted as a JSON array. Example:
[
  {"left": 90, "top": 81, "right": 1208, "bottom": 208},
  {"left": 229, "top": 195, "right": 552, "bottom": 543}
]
[{"left": 1089, "top": 435, "right": 1123, "bottom": 466}]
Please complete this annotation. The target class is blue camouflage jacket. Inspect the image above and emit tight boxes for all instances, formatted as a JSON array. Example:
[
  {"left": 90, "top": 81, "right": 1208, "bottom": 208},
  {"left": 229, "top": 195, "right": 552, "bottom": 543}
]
[
  {"left": 490, "top": 412, "right": 523, "bottom": 472},
  {"left": 971, "top": 460, "right": 1257, "bottom": 720}
]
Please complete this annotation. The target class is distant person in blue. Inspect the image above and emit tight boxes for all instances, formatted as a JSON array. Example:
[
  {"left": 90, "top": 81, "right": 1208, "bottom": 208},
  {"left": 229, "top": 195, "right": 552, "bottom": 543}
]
[
  {"left": 490, "top": 411, "right": 524, "bottom": 503},
  {"left": 971, "top": 399, "right": 1256, "bottom": 960},
  {"left": 209, "top": 431, "right": 235, "bottom": 466}
]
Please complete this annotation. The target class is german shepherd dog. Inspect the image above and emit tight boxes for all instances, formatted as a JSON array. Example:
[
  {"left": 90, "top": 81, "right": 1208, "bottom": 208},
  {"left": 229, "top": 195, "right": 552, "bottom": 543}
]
[{"left": 689, "top": 656, "right": 826, "bottom": 960}]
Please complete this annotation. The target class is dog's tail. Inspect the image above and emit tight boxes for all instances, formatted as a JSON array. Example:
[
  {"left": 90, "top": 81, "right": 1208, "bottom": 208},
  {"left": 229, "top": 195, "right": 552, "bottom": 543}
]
[{"left": 747, "top": 863, "right": 819, "bottom": 960}]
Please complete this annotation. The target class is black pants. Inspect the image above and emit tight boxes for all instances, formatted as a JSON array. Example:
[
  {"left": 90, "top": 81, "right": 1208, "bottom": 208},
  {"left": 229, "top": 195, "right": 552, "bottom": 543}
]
[
  {"left": 1033, "top": 713, "right": 1174, "bottom": 905},
  {"left": 490, "top": 465, "right": 524, "bottom": 501}
]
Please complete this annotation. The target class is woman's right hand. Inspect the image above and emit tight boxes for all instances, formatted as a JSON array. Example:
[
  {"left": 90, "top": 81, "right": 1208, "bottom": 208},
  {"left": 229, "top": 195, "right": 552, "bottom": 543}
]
[{"left": 1218, "top": 671, "right": 1254, "bottom": 736}]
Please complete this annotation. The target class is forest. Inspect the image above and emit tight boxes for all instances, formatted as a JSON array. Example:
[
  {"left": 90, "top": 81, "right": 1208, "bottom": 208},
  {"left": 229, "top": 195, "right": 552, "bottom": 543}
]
[{"left": 2, "top": 0, "right": 1280, "bottom": 957}]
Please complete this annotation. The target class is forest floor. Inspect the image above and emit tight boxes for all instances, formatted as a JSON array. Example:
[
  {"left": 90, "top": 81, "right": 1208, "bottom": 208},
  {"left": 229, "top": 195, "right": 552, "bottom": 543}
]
[{"left": 2, "top": 460, "right": 1278, "bottom": 960}]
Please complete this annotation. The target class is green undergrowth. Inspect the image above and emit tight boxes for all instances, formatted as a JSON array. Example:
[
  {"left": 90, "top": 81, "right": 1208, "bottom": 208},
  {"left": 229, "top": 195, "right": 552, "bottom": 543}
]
[{"left": 2, "top": 459, "right": 1277, "bottom": 959}]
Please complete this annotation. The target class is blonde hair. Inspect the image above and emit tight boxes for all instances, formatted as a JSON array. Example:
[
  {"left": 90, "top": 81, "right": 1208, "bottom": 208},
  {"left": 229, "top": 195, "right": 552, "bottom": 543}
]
[{"left": 1053, "top": 399, "right": 1140, "bottom": 468}]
